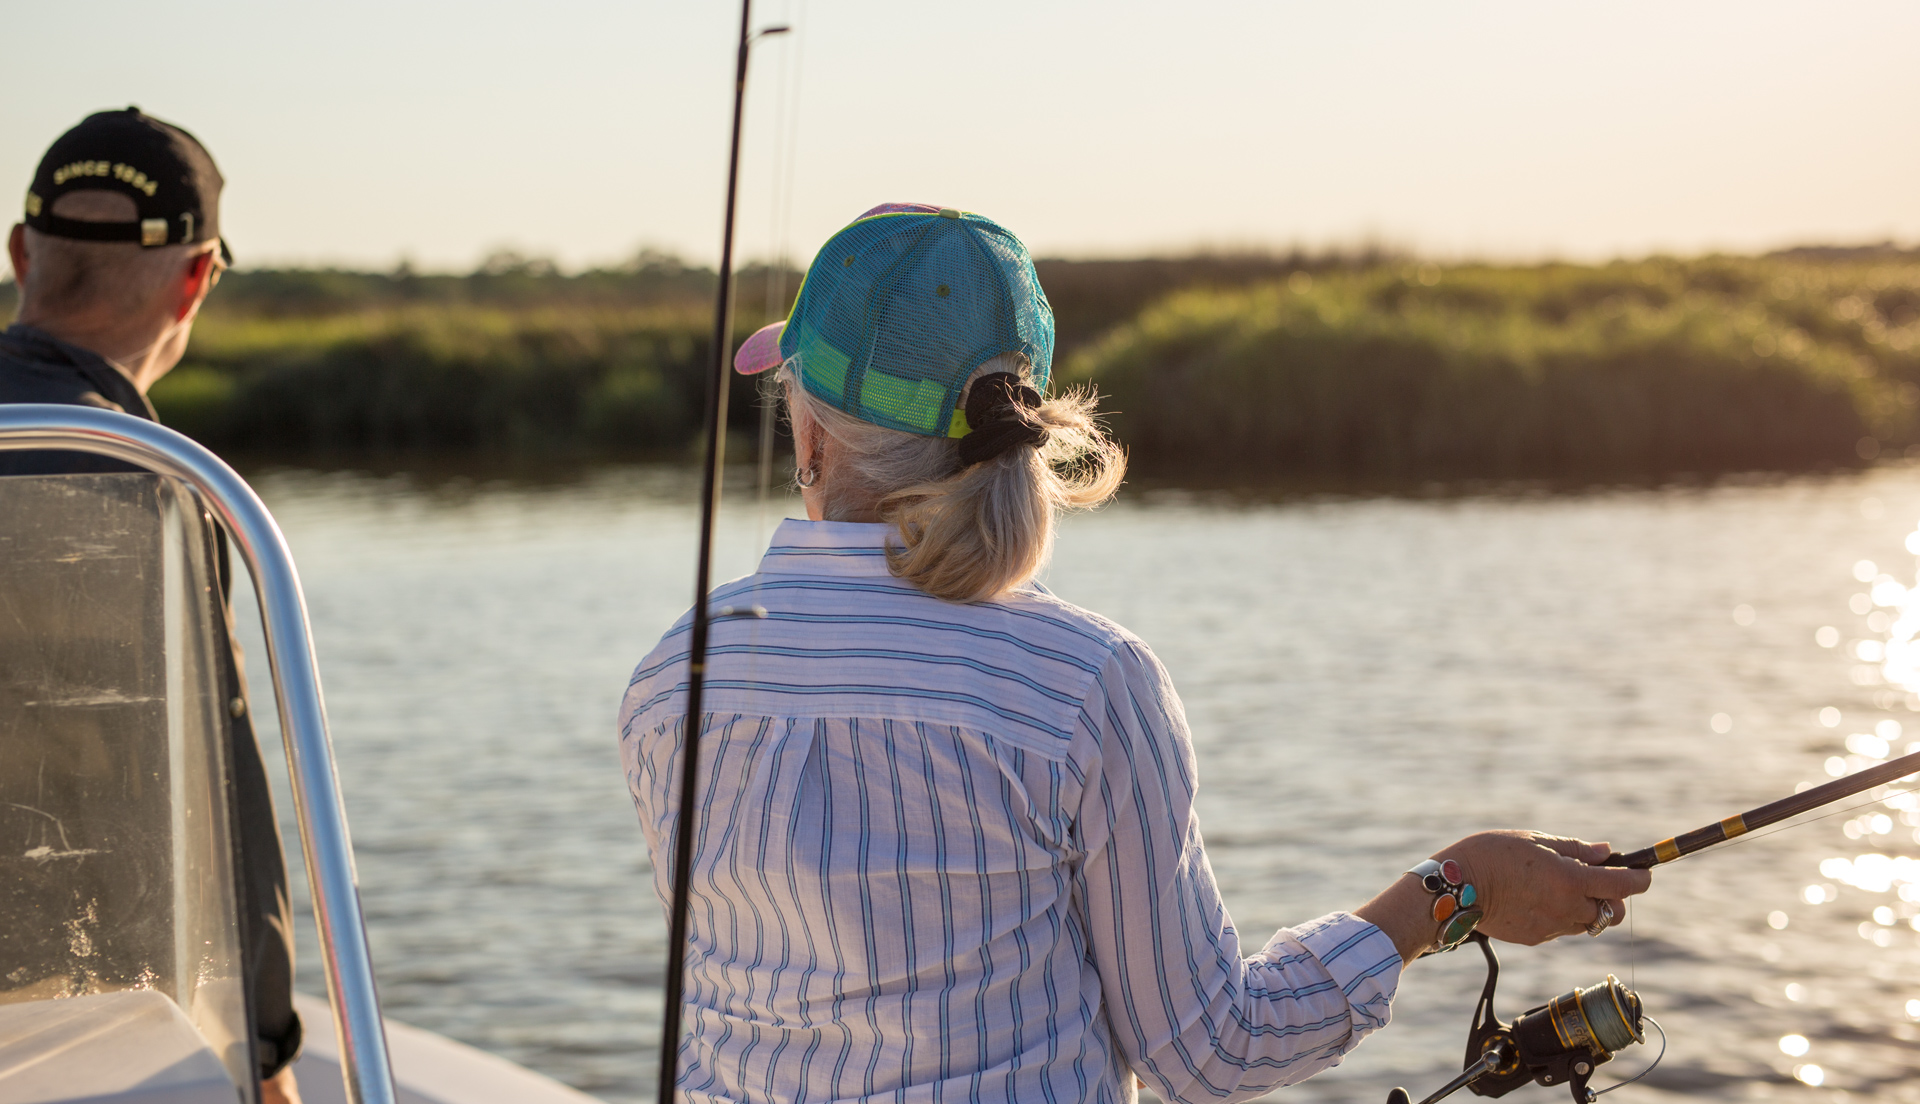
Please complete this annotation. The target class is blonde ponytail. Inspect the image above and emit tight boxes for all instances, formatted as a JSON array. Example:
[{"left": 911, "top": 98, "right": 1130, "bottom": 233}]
[{"left": 781, "top": 354, "right": 1124, "bottom": 602}]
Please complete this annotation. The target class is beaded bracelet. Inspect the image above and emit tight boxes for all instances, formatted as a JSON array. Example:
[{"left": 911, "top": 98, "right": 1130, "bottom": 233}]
[{"left": 1408, "top": 858, "right": 1483, "bottom": 951}]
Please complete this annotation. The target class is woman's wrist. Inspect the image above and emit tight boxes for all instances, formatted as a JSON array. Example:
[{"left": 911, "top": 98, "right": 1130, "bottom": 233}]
[
  {"left": 1353, "top": 877, "right": 1424, "bottom": 964},
  {"left": 1407, "top": 856, "right": 1485, "bottom": 950},
  {"left": 1354, "top": 848, "right": 1488, "bottom": 964},
  {"left": 1354, "top": 873, "right": 1447, "bottom": 964}
]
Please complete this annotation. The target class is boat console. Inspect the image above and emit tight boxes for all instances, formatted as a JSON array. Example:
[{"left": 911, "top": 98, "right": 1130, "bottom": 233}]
[
  {"left": 1, "top": 407, "right": 610, "bottom": 1104},
  {"left": 0, "top": 408, "right": 393, "bottom": 1104}
]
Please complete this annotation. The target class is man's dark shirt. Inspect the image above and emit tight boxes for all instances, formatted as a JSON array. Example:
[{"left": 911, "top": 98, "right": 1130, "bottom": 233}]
[
  {"left": 0, "top": 322, "right": 303, "bottom": 1077},
  {"left": 0, "top": 324, "right": 156, "bottom": 473}
]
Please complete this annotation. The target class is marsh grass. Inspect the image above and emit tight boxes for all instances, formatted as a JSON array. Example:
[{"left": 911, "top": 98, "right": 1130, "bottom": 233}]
[
  {"left": 152, "top": 302, "right": 774, "bottom": 457},
  {"left": 11, "top": 249, "right": 1911, "bottom": 478},
  {"left": 130, "top": 255, "right": 796, "bottom": 457},
  {"left": 1066, "top": 257, "right": 1920, "bottom": 479}
]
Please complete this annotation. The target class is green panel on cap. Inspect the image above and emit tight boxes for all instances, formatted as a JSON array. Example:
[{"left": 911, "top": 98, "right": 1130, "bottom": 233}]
[
  {"left": 795, "top": 323, "right": 850, "bottom": 402},
  {"left": 861, "top": 369, "right": 947, "bottom": 434}
]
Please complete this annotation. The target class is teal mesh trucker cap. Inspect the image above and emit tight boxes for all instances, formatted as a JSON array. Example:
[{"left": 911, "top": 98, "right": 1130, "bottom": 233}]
[{"left": 734, "top": 203, "right": 1054, "bottom": 439}]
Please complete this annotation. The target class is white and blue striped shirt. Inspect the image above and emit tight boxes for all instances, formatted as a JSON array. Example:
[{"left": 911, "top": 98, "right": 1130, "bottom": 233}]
[{"left": 619, "top": 519, "right": 1401, "bottom": 1104}]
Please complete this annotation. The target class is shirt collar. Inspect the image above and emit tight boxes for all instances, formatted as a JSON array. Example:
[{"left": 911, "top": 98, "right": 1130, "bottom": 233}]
[
  {"left": 758, "top": 518, "right": 898, "bottom": 577},
  {"left": 1, "top": 323, "right": 155, "bottom": 421}
]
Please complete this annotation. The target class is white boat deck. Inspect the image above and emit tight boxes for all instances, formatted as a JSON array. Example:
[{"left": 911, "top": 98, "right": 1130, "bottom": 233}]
[
  {"left": 290, "top": 993, "right": 606, "bottom": 1104},
  {"left": 0, "top": 991, "right": 240, "bottom": 1104},
  {"left": 0, "top": 991, "right": 607, "bottom": 1104}
]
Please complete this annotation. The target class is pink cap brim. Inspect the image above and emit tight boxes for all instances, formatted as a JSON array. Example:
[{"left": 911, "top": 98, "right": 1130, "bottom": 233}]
[
  {"left": 734, "top": 321, "right": 786, "bottom": 375},
  {"left": 856, "top": 202, "right": 946, "bottom": 219}
]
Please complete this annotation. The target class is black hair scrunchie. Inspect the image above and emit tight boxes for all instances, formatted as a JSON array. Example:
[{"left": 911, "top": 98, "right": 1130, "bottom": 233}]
[{"left": 957, "top": 372, "right": 1048, "bottom": 466}]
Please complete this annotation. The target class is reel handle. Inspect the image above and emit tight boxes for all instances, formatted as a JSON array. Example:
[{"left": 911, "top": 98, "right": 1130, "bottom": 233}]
[{"left": 1387, "top": 1045, "right": 1505, "bottom": 1104}]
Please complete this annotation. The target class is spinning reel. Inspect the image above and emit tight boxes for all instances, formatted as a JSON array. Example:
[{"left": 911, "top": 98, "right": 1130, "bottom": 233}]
[{"left": 1387, "top": 934, "right": 1663, "bottom": 1104}]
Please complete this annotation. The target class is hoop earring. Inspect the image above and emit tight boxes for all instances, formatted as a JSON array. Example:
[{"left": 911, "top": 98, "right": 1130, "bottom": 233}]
[{"left": 795, "top": 465, "right": 818, "bottom": 488}]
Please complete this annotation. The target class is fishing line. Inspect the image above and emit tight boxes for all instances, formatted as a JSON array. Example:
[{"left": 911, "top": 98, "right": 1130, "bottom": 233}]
[
  {"left": 743, "top": 0, "right": 805, "bottom": 631},
  {"left": 1625, "top": 899, "right": 1634, "bottom": 997},
  {"left": 761, "top": 0, "right": 806, "bottom": 306},
  {"left": 1588, "top": 1016, "right": 1666, "bottom": 1100},
  {"left": 754, "top": 0, "right": 805, "bottom": 541},
  {"left": 754, "top": 3, "right": 790, "bottom": 535},
  {"left": 761, "top": 0, "right": 806, "bottom": 323}
]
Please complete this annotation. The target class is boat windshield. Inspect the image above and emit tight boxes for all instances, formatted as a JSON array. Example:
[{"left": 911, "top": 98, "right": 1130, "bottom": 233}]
[{"left": 0, "top": 472, "right": 251, "bottom": 1093}]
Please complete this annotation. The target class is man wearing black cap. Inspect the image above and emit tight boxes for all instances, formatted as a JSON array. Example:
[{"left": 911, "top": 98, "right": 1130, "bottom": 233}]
[
  {"left": 4, "top": 108, "right": 304, "bottom": 1103},
  {"left": 5, "top": 106, "right": 231, "bottom": 445}
]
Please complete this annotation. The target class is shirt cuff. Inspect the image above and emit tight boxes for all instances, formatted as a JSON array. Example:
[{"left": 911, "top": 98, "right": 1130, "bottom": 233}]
[{"left": 1268, "top": 912, "right": 1403, "bottom": 1039}]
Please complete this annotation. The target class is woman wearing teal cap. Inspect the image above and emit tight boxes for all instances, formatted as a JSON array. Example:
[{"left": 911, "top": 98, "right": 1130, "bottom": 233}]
[{"left": 618, "top": 204, "right": 1650, "bottom": 1104}]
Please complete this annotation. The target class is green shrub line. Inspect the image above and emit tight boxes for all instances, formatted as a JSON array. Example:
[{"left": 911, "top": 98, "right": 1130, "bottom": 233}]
[
  {"left": 153, "top": 303, "right": 773, "bottom": 457},
  {"left": 81, "top": 251, "right": 1920, "bottom": 478},
  {"left": 1066, "top": 257, "right": 1920, "bottom": 479}
]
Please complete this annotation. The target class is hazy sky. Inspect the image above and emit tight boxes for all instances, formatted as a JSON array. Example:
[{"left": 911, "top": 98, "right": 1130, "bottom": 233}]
[{"left": 5, "top": 1, "right": 1915, "bottom": 271}]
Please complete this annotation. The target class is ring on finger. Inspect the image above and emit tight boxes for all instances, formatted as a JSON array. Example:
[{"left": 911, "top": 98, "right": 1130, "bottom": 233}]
[{"left": 1585, "top": 899, "right": 1615, "bottom": 937}]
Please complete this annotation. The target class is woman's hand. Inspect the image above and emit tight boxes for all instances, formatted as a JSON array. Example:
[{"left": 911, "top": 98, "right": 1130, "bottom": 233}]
[
  {"left": 1355, "top": 830, "right": 1652, "bottom": 963},
  {"left": 260, "top": 1068, "right": 303, "bottom": 1104},
  {"left": 1451, "top": 830, "right": 1651, "bottom": 946}
]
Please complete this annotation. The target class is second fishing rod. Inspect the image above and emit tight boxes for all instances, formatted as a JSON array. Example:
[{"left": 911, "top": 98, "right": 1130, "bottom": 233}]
[{"left": 658, "top": 4, "right": 788, "bottom": 1101}]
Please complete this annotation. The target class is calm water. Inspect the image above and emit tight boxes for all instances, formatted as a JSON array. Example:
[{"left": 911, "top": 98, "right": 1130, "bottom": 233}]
[{"left": 228, "top": 464, "right": 1920, "bottom": 1103}]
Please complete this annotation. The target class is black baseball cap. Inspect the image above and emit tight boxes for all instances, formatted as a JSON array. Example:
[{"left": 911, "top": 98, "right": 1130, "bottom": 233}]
[{"left": 23, "top": 106, "right": 231, "bottom": 265}]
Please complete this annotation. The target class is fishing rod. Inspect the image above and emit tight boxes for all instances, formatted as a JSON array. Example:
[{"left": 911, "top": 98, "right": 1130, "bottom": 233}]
[
  {"left": 658, "top": 5, "right": 787, "bottom": 1102},
  {"left": 1386, "top": 750, "right": 1919, "bottom": 1104},
  {"left": 1604, "top": 749, "right": 1920, "bottom": 868}
]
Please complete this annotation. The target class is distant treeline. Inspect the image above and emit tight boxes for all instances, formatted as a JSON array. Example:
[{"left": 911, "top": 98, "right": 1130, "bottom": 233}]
[{"left": 4, "top": 245, "right": 1918, "bottom": 480}]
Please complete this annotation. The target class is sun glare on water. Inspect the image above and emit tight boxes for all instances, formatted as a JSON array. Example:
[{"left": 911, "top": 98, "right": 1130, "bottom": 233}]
[{"left": 1757, "top": 512, "right": 1920, "bottom": 1089}]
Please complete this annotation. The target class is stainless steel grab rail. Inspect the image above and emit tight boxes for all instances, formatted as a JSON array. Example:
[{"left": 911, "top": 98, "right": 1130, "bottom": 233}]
[{"left": 0, "top": 405, "right": 396, "bottom": 1104}]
